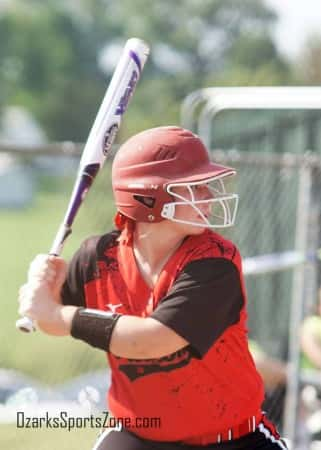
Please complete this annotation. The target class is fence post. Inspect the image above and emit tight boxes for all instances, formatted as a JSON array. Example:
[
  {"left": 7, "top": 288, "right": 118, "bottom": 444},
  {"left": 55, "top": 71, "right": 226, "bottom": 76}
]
[{"left": 283, "top": 161, "right": 312, "bottom": 446}]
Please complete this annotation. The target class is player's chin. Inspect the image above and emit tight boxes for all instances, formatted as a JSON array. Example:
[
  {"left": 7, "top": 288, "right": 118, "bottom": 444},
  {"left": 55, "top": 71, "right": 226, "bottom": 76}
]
[
  {"left": 187, "top": 224, "right": 207, "bottom": 235},
  {"left": 173, "top": 221, "right": 207, "bottom": 236}
]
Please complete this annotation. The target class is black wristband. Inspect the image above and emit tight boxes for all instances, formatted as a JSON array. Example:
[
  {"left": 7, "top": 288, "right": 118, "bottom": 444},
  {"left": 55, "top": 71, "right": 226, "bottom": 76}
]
[{"left": 71, "top": 308, "right": 121, "bottom": 352}]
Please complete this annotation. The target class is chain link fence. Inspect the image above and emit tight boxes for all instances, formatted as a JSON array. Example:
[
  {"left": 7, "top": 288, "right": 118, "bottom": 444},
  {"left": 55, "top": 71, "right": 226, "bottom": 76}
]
[
  {"left": 217, "top": 150, "right": 321, "bottom": 449},
  {"left": 181, "top": 88, "right": 321, "bottom": 448}
]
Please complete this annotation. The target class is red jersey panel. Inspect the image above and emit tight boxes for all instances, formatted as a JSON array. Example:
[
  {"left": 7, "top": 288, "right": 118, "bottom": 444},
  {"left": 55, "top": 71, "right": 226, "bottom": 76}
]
[{"left": 62, "top": 229, "right": 264, "bottom": 443}]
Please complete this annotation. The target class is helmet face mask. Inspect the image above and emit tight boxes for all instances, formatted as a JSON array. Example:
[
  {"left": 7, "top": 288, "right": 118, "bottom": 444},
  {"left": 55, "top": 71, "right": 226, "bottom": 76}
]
[{"left": 161, "top": 175, "right": 239, "bottom": 229}]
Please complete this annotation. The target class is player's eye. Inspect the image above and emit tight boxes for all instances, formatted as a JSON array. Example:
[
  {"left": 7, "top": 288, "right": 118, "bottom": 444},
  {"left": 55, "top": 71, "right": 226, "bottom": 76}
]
[{"left": 191, "top": 184, "right": 210, "bottom": 192}]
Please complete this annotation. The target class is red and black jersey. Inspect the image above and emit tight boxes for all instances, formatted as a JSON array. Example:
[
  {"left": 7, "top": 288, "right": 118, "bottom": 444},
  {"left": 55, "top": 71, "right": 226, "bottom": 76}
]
[{"left": 61, "top": 229, "right": 264, "bottom": 443}]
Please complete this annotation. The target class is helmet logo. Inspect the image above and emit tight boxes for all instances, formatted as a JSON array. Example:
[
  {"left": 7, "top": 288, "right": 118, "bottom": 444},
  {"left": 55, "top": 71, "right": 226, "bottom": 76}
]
[{"left": 154, "top": 145, "right": 177, "bottom": 161}]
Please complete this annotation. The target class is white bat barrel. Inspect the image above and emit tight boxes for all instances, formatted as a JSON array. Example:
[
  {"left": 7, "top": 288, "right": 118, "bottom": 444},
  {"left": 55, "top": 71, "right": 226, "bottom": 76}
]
[
  {"left": 80, "top": 38, "right": 149, "bottom": 169},
  {"left": 16, "top": 38, "right": 150, "bottom": 333}
]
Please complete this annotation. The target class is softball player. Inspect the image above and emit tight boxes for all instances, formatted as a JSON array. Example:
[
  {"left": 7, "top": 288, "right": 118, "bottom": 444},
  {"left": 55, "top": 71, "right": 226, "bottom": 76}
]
[{"left": 19, "top": 126, "right": 288, "bottom": 449}]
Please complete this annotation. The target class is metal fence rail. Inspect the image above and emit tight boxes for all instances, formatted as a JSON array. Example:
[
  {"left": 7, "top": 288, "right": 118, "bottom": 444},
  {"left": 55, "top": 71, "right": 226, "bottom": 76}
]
[{"left": 181, "top": 87, "right": 321, "bottom": 152}]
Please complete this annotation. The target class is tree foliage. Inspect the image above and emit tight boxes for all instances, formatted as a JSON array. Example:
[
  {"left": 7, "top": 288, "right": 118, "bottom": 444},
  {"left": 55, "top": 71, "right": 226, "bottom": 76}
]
[
  {"left": 0, "top": 0, "right": 292, "bottom": 141},
  {"left": 295, "top": 34, "right": 321, "bottom": 85}
]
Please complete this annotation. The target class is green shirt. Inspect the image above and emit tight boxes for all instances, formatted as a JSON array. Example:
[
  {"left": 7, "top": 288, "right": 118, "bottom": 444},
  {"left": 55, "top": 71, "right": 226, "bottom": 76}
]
[{"left": 301, "top": 315, "right": 321, "bottom": 369}]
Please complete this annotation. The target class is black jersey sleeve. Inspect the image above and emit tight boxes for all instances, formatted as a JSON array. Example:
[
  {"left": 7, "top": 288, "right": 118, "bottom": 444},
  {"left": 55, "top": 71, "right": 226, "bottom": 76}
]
[
  {"left": 61, "top": 235, "right": 103, "bottom": 307},
  {"left": 61, "top": 231, "right": 120, "bottom": 308},
  {"left": 60, "top": 239, "right": 97, "bottom": 307},
  {"left": 151, "top": 258, "right": 243, "bottom": 358}
]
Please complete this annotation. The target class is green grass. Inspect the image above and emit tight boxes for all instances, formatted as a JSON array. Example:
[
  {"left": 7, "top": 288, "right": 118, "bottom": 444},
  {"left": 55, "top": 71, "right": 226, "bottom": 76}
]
[
  {"left": 0, "top": 165, "right": 116, "bottom": 384},
  {"left": 0, "top": 424, "right": 99, "bottom": 450}
]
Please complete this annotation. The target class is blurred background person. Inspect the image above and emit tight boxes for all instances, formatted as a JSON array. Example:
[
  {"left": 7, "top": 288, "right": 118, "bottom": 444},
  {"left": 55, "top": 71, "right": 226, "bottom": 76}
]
[
  {"left": 301, "top": 287, "right": 321, "bottom": 371},
  {"left": 249, "top": 339, "right": 287, "bottom": 430},
  {"left": 300, "top": 287, "right": 321, "bottom": 443}
]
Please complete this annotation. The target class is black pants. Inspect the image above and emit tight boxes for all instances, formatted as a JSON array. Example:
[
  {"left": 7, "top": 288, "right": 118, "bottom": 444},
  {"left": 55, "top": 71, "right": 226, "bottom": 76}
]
[{"left": 92, "top": 427, "right": 288, "bottom": 450}]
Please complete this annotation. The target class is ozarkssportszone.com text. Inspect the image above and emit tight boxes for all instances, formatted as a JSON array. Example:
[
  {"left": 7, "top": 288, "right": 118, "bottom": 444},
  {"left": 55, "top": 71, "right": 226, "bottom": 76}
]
[{"left": 16, "top": 411, "right": 161, "bottom": 431}]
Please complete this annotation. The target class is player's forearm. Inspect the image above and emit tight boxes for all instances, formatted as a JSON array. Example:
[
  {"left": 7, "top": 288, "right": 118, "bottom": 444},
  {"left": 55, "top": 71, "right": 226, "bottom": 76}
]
[
  {"left": 111, "top": 316, "right": 161, "bottom": 359},
  {"left": 37, "top": 305, "right": 78, "bottom": 336},
  {"left": 69, "top": 309, "right": 188, "bottom": 359},
  {"left": 109, "top": 316, "right": 188, "bottom": 359}
]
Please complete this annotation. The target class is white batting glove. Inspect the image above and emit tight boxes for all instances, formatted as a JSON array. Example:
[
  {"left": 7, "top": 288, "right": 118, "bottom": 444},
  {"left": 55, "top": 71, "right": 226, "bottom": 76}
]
[{"left": 27, "top": 254, "right": 57, "bottom": 283}]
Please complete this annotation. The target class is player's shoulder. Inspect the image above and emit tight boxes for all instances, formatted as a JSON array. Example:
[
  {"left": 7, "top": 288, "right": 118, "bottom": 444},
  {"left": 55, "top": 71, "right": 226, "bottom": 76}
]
[
  {"left": 67, "top": 230, "right": 120, "bottom": 281},
  {"left": 78, "top": 229, "right": 121, "bottom": 259},
  {"left": 184, "top": 229, "right": 240, "bottom": 263}
]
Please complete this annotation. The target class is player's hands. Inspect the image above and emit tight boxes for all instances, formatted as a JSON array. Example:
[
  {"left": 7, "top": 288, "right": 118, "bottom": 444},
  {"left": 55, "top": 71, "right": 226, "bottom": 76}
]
[
  {"left": 18, "top": 255, "right": 74, "bottom": 335},
  {"left": 27, "top": 254, "right": 68, "bottom": 302}
]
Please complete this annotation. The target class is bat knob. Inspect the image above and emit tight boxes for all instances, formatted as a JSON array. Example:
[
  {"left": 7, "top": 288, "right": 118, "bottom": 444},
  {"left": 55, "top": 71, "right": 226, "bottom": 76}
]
[{"left": 16, "top": 317, "right": 36, "bottom": 333}]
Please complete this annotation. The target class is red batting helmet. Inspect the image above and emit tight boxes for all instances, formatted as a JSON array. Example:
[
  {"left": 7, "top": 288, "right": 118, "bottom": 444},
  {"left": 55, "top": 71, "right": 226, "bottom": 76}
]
[{"left": 112, "top": 126, "right": 238, "bottom": 227}]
